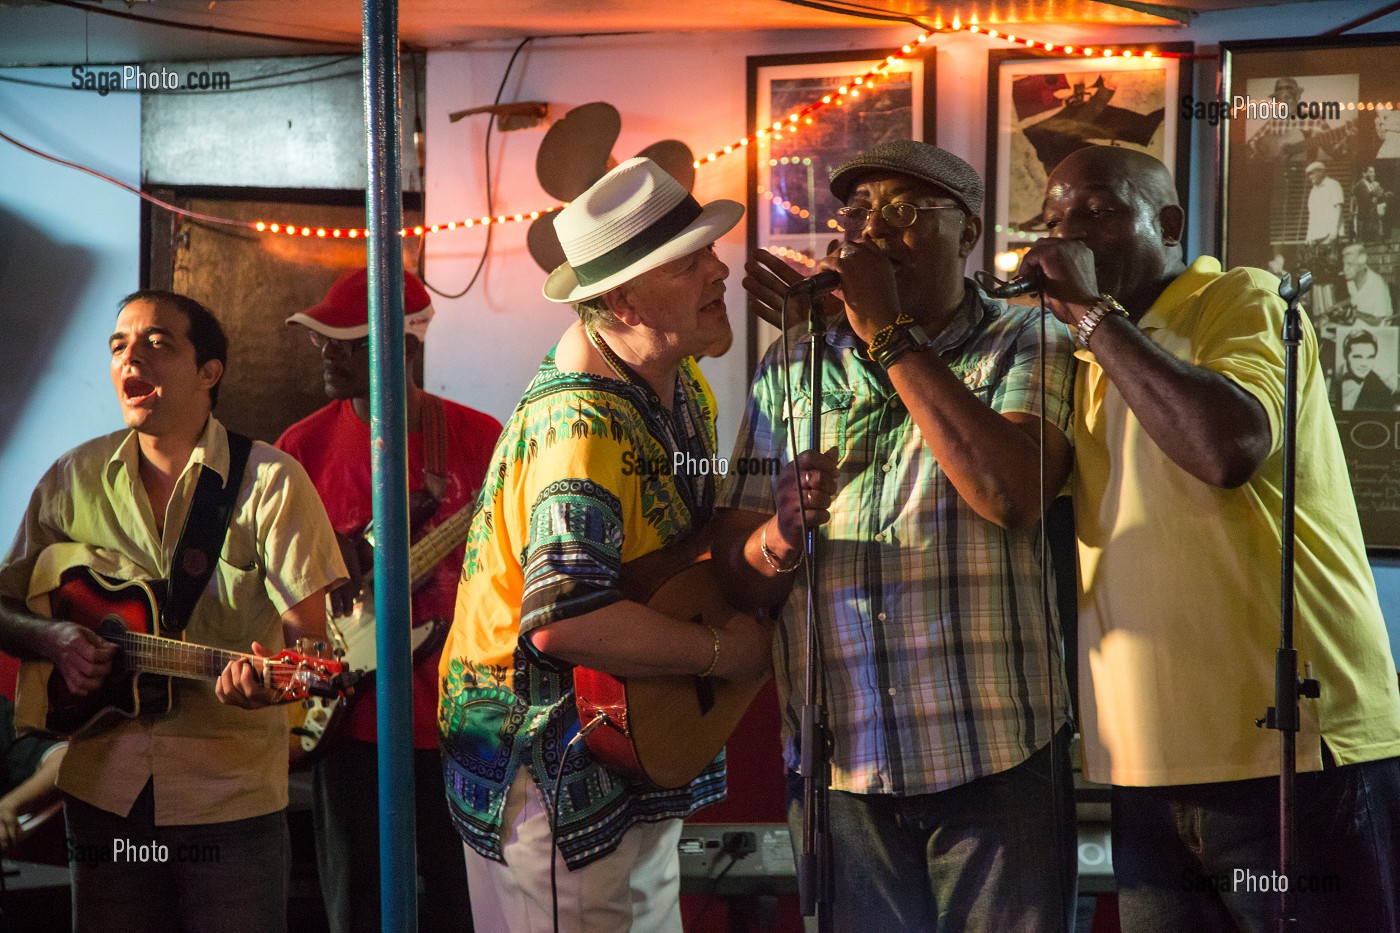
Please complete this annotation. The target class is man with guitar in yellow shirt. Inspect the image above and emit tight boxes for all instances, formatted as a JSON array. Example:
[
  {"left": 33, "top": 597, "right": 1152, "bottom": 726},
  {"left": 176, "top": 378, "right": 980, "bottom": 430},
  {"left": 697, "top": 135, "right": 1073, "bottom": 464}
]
[
  {"left": 0, "top": 290, "right": 347, "bottom": 933},
  {"left": 277, "top": 268, "right": 501, "bottom": 933}
]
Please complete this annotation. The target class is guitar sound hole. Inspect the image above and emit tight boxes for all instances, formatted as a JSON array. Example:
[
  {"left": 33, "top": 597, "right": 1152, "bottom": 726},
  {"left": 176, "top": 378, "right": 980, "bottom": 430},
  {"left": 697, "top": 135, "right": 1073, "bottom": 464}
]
[
  {"left": 96, "top": 615, "right": 127, "bottom": 638},
  {"left": 96, "top": 616, "right": 128, "bottom": 669}
]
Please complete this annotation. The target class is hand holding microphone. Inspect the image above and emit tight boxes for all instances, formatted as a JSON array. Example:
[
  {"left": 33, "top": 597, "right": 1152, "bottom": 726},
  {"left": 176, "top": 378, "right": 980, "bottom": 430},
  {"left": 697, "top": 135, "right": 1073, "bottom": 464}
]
[
  {"left": 786, "top": 244, "right": 858, "bottom": 296},
  {"left": 975, "top": 268, "right": 1043, "bottom": 299},
  {"left": 739, "top": 240, "right": 845, "bottom": 329},
  {"left": 992, "top": 239, "right": 1104, "bottom": 330}
]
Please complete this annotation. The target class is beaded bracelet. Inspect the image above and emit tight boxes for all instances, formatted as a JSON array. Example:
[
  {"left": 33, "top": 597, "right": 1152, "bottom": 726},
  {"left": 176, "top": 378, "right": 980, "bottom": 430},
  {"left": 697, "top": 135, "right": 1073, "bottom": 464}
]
[
  {"left": 866, "top": 313, "right": 913, "bottom": 357},
  {"left": 871, "top": 318, "right": 932, "bottom": 369}
]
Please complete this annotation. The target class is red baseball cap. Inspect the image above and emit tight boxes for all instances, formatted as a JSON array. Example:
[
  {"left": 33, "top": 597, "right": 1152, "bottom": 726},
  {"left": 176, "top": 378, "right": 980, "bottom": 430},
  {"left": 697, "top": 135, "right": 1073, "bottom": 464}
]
[{"left": 286, "top": 268, "right": 435, "bottom": 340}]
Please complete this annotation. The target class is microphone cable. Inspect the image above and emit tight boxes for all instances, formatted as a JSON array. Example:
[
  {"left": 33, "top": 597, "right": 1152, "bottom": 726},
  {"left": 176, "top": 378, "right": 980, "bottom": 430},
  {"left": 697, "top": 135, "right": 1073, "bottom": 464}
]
[
  {"left": 978, "top": 268, "right": 1072, "bottom": 932},
  {"left": 548, "top": 700, "right": 611, "bottom": 933},
  {"left": 1036, "top": 286, "right": 1073, "bottom": 933}
]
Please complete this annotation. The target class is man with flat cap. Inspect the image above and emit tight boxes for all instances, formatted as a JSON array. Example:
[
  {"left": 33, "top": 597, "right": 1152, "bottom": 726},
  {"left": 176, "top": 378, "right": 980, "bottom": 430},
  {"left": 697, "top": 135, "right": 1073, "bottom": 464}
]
[
  {"left": 437, "top": 157, "right": 774, "bottom": 933},
  {"left": 277, "top": 268, "right": 501, "bottom": 933},
  {"left": 1021, "top": 143, "right": 1400, "bottom": 932},
  {"left": 715, "top": 139, "right": 1079, "bottom": 931}
]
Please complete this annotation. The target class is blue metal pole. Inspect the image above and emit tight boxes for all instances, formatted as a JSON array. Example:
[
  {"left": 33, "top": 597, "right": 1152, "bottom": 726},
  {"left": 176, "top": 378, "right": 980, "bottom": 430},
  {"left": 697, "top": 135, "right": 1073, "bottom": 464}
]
[{"left": 361, "top": 0, "right": 416, "bottom": 930}]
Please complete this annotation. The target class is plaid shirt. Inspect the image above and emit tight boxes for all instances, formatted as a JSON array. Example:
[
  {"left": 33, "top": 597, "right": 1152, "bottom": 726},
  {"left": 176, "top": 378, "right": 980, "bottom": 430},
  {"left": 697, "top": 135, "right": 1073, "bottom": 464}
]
[{"left": 719, "top": 285, "right": 1075, "bottom": 795}]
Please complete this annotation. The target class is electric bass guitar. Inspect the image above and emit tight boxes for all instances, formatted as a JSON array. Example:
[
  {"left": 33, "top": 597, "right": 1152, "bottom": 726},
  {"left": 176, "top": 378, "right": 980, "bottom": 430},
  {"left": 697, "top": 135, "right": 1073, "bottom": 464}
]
[
  {"left": 287, "top": 501, "right": 472, "bottom": 763},
  {"left": 574, "top": 556, "right": 771, "bottom": 790},
  {"left": 19, "top": 565, "right": 353, "bottom": 737}
]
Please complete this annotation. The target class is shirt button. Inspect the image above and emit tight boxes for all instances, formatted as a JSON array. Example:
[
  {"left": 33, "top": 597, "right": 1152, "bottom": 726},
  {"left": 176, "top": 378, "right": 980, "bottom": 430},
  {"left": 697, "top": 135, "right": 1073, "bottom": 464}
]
[
  {"left": 881, "top": 463, "right": 892, "bottom": 473},
  {"left": 887, "top": 687, "right": 897, "bottom": 696},
  {"left": 876, "top": 612, "right": 887, "bottom": 622},
  {"left": 888, "top": 397, "right": 900, "bottom": 408}
]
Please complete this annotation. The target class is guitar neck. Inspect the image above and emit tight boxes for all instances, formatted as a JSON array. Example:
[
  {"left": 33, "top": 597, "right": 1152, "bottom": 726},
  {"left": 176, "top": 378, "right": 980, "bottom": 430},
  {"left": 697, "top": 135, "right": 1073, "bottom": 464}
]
[
  {"left": 407, "top": 502, "right": 473, "bottom": 589},
  {"left": 109, "top": 630, "right": 310, "bottom": 689},
  {"left": 349, "top": 502, "right": 473, "bottom": 600},
  {"left": 109, "top": 630, "right": 247, "bottom": 680}
]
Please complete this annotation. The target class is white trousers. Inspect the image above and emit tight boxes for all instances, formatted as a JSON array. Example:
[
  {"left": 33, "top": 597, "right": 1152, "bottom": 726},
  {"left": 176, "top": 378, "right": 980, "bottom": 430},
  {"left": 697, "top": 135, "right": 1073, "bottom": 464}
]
[{"left": 464, "top": 771, "right": 684, "bottom": 933}]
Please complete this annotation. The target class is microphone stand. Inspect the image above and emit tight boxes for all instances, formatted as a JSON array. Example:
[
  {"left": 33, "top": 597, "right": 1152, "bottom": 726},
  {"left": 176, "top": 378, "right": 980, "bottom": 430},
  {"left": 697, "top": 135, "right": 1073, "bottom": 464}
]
[
  {"left": 798, "top": 293, "right": 833, "bottom": 933},
  {"left": 1260, "top": 271, "right": 1319, "bottom": 932}
]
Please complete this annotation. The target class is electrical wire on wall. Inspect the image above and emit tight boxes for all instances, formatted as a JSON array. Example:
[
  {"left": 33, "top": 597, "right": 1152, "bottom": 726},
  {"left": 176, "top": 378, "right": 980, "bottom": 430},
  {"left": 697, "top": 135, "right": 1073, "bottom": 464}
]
[{"left": 422, "top": 36, "right": 535, "bottom": 300}]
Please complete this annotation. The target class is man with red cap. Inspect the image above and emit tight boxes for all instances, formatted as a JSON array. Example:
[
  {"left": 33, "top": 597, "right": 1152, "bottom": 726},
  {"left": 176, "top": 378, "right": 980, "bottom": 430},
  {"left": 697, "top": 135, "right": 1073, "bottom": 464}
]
[{"left": 278, "top": 268, "right": 501, "bottom": 933}]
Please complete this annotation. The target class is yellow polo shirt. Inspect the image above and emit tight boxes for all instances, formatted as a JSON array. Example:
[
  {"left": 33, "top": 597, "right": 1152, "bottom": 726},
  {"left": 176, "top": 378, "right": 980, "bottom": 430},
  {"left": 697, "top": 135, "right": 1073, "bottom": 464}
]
[
  {"left": 1073, "top": 257, "right": 1400, "bottom": 786},
  {"left": 0, "top": 417, "right": 345, "bottom": 823}
]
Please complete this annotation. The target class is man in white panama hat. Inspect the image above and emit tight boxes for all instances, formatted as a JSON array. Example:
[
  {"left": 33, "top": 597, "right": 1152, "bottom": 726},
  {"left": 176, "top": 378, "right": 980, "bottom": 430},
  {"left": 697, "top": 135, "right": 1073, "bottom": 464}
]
[{"left": 437, "top": 157, "right": 774, "bottom": 933}]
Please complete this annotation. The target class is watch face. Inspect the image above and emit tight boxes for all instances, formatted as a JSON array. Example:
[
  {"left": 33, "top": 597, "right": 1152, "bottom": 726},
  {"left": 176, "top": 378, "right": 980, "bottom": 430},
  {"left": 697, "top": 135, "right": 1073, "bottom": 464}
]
[{"left": 908, "top": 324, "right": 930, "bottom": 346}]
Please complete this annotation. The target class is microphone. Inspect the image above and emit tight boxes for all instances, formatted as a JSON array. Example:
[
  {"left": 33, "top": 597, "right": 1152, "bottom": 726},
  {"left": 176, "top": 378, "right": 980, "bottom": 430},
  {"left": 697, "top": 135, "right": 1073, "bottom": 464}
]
[
  {"left": 975, "top": 269, "right": 1043, "bottom": 299},
  {"left": 787, "top": 269, "right": 841, "bottom": 296}
]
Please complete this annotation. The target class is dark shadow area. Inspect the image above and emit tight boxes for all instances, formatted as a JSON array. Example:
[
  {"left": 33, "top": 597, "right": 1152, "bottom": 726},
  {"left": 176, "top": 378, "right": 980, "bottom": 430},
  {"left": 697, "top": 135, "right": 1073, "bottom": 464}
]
[{"left": 0, "top": 205, "right": 94, "bottom": 451}]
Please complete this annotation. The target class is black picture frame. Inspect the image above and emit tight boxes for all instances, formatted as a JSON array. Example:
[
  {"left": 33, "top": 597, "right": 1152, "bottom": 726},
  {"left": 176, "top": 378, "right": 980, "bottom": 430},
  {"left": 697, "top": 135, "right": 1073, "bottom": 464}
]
[
  {"left": 744, "top": 46, "right": 936, "bottom": 375},
  {"left": 1222, "top": 34, "right": 1400, "bottom": 551},
  {"left": 984, "top": 42, "right": 1193, "bottom": 274}
]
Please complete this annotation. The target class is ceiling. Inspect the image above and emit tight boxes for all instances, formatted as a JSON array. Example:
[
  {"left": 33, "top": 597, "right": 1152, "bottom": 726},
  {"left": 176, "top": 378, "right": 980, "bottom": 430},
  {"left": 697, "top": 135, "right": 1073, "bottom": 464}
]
[{"left": 0, "top": 0, "right": 1316, "bottom": 68}]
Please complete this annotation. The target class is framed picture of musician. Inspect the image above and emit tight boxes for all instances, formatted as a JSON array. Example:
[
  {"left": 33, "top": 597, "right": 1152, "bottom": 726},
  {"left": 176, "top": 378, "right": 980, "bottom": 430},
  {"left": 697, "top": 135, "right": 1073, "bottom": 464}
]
[
  {"left": 745, "top": 46, "right": 935, "bottom": 371},
  {"left": 984, "top": 43, "right": 1193, "bottom": 273},
  {"left": 1222, "top": 35, "right": 1400, "bottom": 549}
]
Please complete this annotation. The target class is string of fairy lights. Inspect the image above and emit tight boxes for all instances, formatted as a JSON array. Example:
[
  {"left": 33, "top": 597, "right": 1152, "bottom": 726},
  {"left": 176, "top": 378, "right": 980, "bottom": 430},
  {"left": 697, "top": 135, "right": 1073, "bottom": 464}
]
[{"left": 8, "top": 22, "right": 1396, "bottom": 242}]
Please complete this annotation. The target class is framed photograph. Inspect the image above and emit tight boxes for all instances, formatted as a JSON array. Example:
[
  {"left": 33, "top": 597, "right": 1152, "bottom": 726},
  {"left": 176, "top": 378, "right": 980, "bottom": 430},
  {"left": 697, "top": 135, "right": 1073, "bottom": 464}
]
[
  {"left": 745, "top": 47, "right": 935, "bottom": 371},
  {"left": 1222, "top": 35, "right": 1400, "bottom": 549},
  {"left": 985, "top": 44, "right": 1192, "bottom": 272}
]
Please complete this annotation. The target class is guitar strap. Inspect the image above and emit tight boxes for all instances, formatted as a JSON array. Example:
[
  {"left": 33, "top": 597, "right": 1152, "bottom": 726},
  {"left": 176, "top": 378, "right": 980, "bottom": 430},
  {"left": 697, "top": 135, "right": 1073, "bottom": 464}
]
[
  {"left": 161, "top": 431, "right": 253, "bottom": 635},
  {"left": 421, "top": 392, "right": 447, "bottom": 504}
]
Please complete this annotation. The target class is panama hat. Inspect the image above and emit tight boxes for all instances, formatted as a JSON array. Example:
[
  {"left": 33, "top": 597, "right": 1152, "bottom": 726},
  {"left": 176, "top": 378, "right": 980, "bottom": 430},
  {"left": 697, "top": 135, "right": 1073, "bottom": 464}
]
[{"left": 542, "top": 157, "right": 742, "bottom": 303}]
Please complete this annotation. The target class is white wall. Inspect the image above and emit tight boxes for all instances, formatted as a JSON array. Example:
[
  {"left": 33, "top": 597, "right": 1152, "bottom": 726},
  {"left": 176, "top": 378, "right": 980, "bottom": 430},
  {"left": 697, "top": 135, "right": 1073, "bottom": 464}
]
[{"left": 0, "top": 67, "right": 141, "bottom": 543}]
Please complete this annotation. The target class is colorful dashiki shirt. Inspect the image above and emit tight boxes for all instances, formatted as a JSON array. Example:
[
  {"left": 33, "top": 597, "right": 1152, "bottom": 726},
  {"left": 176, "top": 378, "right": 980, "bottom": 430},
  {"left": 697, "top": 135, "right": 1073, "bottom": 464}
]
[{"left": 439, "top": 347, "right": 724, "bottom": 868}]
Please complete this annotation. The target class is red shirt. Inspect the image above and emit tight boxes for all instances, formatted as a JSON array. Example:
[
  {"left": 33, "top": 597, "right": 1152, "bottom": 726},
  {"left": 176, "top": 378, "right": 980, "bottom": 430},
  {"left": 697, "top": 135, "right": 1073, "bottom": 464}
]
[{"left": 276, "top": 397, "right": 501, "bottom": 748}]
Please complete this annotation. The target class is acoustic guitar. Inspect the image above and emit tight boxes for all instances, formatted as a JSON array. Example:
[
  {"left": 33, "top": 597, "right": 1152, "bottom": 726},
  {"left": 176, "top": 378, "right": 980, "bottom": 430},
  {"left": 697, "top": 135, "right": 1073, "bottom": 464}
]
[
  {"left": 574, "top": 556, "right": 771, "bottom": 790},
  {"left": 19, "top": 565, "right": 352, "bottom": 737},
  {"left": 287, "top": 501, "right": 471, "bottom": 763}
]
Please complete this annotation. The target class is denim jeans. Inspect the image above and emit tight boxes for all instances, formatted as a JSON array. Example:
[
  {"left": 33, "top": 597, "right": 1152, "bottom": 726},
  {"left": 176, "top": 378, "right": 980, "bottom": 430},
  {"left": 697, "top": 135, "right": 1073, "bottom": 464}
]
[
  {"left": 1111, "top": 750, "right": 1400, "bottom": 933},
  {"left": 65, "top": 781, "right": 290, "bottom": 933},
  {"left": 786, "top": 726, "right": 1077, "bottom": 932}
]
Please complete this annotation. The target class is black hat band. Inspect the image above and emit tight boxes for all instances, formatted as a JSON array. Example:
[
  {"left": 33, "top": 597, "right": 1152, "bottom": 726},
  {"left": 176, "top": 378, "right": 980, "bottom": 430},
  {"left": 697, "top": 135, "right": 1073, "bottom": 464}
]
[{"left": 571, "top": 194, "right": 704, "bottom": 287}]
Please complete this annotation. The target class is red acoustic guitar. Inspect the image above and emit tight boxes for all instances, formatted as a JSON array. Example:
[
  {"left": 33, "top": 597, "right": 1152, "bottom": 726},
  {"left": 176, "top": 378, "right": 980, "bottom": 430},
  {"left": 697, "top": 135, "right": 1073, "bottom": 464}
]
[
  {"left": 20, "top": 565, "right": 354, "bottom": 737},
  {"left": 574, "top": 558, "right": 771, "bottom": 790}
]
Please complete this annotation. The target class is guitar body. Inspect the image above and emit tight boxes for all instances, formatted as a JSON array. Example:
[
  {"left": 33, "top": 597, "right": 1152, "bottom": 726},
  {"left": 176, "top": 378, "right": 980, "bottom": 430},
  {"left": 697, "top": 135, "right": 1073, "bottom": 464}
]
[
  {"left": 331, "top": 581, "right": 446, "bottom": 676},
  {"left": 21, "top": 560, "right": 353, "bottom": 742},
  {"left": 289, "top": 587, "right": 449, "bottom": 766},
  {"left": 574, "top": 559, "right": 770, "bottom": 790},
  {"left": 287, "top": 499, "right": 472, "bottom": 767},
  {"left": 45, "top": 567, "right": 173, "bottom": 735}
]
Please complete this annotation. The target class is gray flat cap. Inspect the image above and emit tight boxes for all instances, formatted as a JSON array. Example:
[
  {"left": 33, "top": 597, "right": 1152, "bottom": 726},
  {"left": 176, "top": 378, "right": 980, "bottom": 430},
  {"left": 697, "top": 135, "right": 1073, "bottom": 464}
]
[{"left": 829, "top": 140, "right": 983, "bottom": 215}]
